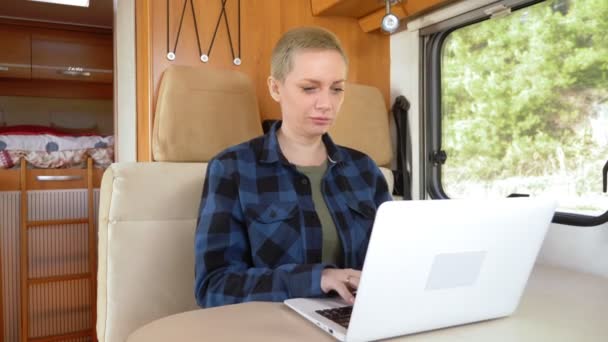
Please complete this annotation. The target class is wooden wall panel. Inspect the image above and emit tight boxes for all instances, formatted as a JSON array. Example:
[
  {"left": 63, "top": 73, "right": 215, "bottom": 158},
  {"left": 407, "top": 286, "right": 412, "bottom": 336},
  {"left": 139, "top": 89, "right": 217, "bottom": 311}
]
[
  {"left": 136, "top": 0, "right": 153, "bottom": 162},
  {"left": 137, "top": 0, "right": 390, "bottom": 161},
  {"left": 0, "top": 79, "right": 112, "bottom": 99}
]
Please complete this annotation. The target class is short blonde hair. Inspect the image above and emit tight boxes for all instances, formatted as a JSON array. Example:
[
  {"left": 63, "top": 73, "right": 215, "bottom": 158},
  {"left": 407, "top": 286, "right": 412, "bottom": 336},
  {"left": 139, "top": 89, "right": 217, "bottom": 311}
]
[{"left": 270, "top": 26, "right": 348, "bottom": 81}]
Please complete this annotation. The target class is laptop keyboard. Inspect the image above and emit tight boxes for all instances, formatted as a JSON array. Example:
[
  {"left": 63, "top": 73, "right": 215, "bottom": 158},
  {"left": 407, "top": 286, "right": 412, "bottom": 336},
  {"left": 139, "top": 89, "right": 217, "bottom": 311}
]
[{"left": 315, "top": 306, "right": 353, "bottom": 328}]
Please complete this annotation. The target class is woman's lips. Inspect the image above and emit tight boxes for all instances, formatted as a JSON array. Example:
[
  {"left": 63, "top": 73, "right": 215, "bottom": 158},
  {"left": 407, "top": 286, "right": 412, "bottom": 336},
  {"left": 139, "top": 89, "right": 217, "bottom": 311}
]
[{"left": 310, "top": 117, "right": 331, "bottom": 125}]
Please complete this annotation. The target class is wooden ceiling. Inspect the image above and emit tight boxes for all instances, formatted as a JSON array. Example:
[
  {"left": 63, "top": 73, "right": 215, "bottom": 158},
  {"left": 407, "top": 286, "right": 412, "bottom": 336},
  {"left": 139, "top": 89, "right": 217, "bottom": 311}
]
[
  {"left": 0, "top": 0, "right": 451, "bottom": 32},
  {"left": 0, "top": 0, "right": 113, "bottom": 28},
  {"left": 311, "top": 0, "right": 455, "bottom": 32}
]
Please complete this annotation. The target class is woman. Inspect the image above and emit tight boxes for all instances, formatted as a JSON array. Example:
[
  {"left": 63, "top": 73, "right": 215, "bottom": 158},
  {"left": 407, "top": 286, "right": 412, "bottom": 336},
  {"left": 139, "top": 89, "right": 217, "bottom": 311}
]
[{"left": 194, "top": 26, "right": 392, "bottom": 308}]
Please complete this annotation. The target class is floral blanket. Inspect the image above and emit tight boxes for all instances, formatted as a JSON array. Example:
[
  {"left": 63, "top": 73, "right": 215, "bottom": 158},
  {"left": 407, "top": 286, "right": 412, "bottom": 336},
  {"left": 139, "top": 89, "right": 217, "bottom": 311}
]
[{"left": 0, "top": 134, "right": 114, "bottom": 169}]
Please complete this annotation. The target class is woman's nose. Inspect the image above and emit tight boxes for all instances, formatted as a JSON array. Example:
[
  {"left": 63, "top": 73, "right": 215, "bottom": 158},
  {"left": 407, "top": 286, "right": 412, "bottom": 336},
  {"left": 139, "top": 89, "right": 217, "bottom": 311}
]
[{"left": 315, "top": 90, "right": 332, "bottom": 110}]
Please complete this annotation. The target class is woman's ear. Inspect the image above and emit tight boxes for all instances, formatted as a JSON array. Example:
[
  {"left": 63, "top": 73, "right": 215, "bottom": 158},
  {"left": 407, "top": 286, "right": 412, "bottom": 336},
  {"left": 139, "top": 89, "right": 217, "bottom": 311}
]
[{"left": 267, "top": 76, "right": 281, "bottom": 102}]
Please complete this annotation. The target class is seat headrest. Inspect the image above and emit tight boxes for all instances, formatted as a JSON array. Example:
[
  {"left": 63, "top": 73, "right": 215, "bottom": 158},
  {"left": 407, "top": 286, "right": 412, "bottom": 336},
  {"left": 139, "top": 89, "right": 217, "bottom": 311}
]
[
  {"left": 330, "top": 83, "right": 393, "bottom": 166},
  {"left": 153, "top": 65, "right": 263, "bottom": 162}
]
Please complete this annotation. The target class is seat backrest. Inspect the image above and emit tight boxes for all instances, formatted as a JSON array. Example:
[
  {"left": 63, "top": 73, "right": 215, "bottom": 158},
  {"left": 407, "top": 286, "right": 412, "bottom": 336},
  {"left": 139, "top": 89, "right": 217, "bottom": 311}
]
[
  {"left": 97, "top": 162, "right": 205, "bottom": 342},
  {"left": 97, "top": 65, "right": 263, "bottom": 342},
  {"left": 152, "top": 65, "right": 262, "bottom": 162},
  {"left": 330, "top": 82, "right": 394, "bottom": 191}
]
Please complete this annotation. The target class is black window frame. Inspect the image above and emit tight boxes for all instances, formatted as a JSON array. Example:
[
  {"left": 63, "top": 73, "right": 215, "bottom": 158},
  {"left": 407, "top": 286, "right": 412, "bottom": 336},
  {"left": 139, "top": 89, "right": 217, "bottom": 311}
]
[{"left": 421, "top": 0, "right": 608, "bottom": 227}]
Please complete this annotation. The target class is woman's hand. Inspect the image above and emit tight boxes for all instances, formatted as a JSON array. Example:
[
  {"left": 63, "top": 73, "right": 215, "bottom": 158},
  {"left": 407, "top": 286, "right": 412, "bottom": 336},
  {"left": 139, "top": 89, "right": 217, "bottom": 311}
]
[{"left": 320, "top": 268, "right": 361, "bottom": 304}]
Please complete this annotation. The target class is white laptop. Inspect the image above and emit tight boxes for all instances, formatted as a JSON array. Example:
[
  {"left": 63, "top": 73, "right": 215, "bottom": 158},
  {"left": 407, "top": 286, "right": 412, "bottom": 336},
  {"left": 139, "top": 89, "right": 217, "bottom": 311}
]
[{"left": 284, "top": 198, "right": 557, "bottom": 342}]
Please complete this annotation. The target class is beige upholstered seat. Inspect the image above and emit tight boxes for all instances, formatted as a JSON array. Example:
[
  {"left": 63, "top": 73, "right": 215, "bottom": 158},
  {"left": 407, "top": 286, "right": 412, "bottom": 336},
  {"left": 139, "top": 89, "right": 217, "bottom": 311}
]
[
  {"left": 330, "top": 82, "right": 394, "bottom": 191},
  {"left": 96, "top": 65, "right": 395, "bottom": 341},
  {"left": 331, "top": 83, "right": 393, "bottom": 167},
  {"left": 97, "top": 65, "right": 263, "bottom": 342}
]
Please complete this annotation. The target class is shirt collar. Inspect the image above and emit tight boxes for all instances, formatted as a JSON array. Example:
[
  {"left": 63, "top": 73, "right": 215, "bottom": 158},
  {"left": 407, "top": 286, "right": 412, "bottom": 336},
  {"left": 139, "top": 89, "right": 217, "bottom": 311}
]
[{"left": 259, "top": 120, "right": 343, "bottom": 165}]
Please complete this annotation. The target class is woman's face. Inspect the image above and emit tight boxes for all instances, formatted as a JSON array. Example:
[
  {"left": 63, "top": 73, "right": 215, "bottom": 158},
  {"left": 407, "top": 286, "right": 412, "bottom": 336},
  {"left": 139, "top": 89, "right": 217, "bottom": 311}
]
[{"left": 269, "top": 49, "right": 347, "bottom": 139}]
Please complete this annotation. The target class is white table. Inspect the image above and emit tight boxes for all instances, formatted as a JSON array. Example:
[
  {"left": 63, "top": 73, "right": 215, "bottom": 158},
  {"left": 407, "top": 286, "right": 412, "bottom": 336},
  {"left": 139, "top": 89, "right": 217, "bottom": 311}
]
[{"left": 128, "top": 265, "right": 608, "bottom": 341}]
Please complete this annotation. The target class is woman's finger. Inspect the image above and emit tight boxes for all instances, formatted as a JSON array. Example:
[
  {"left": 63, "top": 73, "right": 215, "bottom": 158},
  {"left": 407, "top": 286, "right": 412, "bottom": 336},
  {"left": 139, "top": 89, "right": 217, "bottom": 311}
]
[
  {"left": 346, "top": 269, "right": 362, "bottom": 278},
  {"left": 332, "top": 282, "right": 355, "bottom": 305},
  {"left": 346, "top": 275, "right": 360, "bottom": 289}
]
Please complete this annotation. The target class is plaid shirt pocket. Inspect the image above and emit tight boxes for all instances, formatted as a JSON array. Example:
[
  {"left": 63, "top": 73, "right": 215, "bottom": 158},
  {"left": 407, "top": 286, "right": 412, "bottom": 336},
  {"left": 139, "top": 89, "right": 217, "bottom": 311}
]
[
  {"left": 344, "top": 199, "right": 378, "bottom": 264},
  {"left": 346, "top": 199, "right": 377, "bottom": 219},
  {"left": 245, "top": 201, "right": 303, "bottom": 267}
]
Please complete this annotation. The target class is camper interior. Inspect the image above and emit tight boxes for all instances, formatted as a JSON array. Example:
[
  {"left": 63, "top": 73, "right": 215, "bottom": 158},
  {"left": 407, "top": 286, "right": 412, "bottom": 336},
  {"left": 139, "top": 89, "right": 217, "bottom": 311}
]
[
  {"left": 1, "top": 0, "right": 607, "bottom": 341},
  {"left": 0, "top": 0, "right": 113, "bottom": 341}
]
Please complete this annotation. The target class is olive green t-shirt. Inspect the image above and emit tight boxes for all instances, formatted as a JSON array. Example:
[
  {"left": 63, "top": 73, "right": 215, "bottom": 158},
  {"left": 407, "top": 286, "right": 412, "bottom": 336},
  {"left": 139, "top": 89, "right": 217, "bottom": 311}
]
[{"left": 297, "top": 161, "right": 343, "bottom": 266}]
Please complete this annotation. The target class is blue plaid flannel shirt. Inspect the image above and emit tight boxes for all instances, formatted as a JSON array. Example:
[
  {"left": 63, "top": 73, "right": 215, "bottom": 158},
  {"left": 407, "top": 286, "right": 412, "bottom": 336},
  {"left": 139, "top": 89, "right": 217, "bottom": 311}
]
[{"left": 194, "top": 121, "right": 392, "bottom": 308}]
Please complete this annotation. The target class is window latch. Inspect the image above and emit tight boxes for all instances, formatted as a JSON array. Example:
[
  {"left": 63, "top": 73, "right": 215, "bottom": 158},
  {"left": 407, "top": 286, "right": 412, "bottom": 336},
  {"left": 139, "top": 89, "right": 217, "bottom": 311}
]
[
  {"left": 507, "top": 193, "right": 530, "bottom": 198},
  {"left": 431, "top": 150, "right": 447, "bottom": 165},
  {"left": 603, "top": 160, "right": 608, "bottom": 193},
  {"left": 484, "top": 4, "right": 512, "bottom": 19}
]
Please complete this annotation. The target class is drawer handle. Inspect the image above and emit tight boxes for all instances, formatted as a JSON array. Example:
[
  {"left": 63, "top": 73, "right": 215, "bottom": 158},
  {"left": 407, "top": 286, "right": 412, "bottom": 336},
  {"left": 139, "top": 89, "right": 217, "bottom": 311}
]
[
  {"left": 0, "top": 66, "right": 8, "bottom": 71},
  {"left": 59, "top": 67, "right": 91, "bottom": 77},
  {"left": 36, "top": 175, "right": 83, "bottom": 181}
]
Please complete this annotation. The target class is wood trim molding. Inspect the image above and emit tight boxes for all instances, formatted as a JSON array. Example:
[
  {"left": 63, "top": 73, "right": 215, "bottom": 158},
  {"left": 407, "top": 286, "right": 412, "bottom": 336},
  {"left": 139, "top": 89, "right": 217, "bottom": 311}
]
[
  {"left": 0, "top": 17, "right": 112, "bottom": 34},
  {"left": 310, "top": 0, "right": 385, "bottom": 17},
  {"left": 136, "top": 0, "right": 153, "bottom": 162},
  {"left": 0, "top": 79, "right": 112, "bottom": 99},
  {"left": 19, "top": 159, "right": 27, "bottom": 342},
  {"left": 402, "top": 0, "right": 450, "bottom": 18},
  {"left": 0, "top": 243, "right": 3, "bottom": 342},
  {"left": 87, "top": 158, "right": 98, "bottom": 342}
]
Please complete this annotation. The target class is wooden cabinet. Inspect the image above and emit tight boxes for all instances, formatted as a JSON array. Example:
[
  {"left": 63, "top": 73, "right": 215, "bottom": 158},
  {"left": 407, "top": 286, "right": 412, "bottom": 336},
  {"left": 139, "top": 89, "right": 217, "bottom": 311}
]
[
  {"left": 0, "top": 25, "right": 113, "bottom": 84},
  {"left": 0, "top": 26, "right": 32, "bottom": 79},
  {"left": 32, "top": 31, "right": 113, "bottom": 83}
]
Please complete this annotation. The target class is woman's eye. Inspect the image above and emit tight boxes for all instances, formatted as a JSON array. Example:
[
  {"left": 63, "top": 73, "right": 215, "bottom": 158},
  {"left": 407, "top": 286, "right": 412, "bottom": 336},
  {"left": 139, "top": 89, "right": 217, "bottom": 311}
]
[
  {"left": 332, "top": 88, "right": 344, "bottom": 93},
  {"left": 302, "top": 87, "right": 316, "bottom": 92}
]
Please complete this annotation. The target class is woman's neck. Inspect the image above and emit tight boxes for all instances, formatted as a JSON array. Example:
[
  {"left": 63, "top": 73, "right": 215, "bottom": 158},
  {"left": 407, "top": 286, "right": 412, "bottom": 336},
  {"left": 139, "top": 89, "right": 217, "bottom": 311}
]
[{"left": 277, "top": 125, "right": 327, "bottom": 167}]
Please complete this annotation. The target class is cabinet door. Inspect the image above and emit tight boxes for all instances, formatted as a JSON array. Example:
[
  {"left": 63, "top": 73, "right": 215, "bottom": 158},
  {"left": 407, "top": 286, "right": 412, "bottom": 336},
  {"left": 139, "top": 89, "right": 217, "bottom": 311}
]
[
  {"left": 0, "top": 26, "right": 32, "bottom": 79},
  {"left": 32, "top": 31, "right": 113, "bottom": 83}
]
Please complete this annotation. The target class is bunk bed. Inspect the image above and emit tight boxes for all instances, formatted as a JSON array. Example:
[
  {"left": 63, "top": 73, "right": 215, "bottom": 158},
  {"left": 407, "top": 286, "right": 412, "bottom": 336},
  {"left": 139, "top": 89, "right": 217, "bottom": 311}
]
[
  {"left": 0, "top": 124, "right": 113, "bottom": 342},
  {"left": 0, "top": 124, "right": 113, "bottom": 169}
]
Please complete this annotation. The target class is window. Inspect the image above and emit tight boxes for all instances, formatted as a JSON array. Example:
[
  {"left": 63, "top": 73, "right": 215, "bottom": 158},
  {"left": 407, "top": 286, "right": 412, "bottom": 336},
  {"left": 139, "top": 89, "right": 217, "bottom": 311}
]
[{"left": 423, "top": 0, "right": 608, "bottom": 226}]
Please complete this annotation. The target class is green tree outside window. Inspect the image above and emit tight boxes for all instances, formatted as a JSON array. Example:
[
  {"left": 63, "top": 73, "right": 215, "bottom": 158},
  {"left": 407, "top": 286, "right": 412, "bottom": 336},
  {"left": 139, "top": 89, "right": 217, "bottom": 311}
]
[{"left": 441, "top": 0, "right": 608, "bottom": 215}]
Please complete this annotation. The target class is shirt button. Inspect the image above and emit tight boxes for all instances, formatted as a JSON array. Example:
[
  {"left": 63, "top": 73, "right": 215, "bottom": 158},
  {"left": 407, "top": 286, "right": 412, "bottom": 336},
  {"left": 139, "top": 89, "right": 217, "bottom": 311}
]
[{"left": 301, "top": 178, "right": 308, "bottom": 185}]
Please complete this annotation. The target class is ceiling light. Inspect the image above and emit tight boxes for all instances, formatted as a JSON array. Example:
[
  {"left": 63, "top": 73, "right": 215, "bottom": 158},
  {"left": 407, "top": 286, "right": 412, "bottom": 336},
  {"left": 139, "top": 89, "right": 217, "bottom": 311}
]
[
  {"left": 381, "top": 0, "right": 400, "bottom": 34},
  {"left": 29, "top": 0, "right": 90, "bottom": 7}
]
